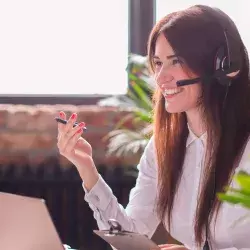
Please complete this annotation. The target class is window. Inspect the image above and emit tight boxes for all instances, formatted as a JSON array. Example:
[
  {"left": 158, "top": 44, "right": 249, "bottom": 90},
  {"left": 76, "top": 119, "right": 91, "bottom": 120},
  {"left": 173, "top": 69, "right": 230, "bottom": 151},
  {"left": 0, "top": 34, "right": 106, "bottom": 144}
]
[
  {"left": 156, "top": 0, "right": 250, "bottom": 52},
  {"left": 0, "top": 0, "right": 128, "bottom": 95}
]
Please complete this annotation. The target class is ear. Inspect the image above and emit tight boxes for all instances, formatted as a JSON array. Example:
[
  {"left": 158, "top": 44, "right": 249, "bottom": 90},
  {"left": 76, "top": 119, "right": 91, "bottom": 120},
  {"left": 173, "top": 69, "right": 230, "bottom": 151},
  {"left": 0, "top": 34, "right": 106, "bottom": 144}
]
[{"left": 227, "top": 70, "right": 240, "bottom": 78}]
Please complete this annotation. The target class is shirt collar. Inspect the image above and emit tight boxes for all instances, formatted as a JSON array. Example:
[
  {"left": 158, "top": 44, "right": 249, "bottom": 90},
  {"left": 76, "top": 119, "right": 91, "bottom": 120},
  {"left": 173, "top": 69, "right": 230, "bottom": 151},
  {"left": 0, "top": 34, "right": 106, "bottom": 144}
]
[{"left": 186, "top": 124, "right": 207, "bottom": 148}]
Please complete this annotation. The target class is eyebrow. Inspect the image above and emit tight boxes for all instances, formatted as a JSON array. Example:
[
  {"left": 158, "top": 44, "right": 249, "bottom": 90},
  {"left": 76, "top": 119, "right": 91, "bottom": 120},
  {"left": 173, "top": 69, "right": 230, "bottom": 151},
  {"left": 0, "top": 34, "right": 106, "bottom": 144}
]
[{"left": 153, "top": 54, "right": 178, "bottom": 60}]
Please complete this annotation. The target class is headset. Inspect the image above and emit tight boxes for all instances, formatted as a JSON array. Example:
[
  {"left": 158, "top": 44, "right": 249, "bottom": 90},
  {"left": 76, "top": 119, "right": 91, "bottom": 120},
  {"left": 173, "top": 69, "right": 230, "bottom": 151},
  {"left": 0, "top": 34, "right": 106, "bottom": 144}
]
[{"left": 176, "top": 6, "right": 242, "bottom": 89}]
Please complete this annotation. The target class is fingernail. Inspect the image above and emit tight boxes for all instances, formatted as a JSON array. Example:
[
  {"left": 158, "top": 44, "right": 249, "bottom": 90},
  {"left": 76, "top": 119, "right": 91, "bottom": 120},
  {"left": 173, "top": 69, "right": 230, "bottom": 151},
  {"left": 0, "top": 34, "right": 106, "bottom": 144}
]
[
  {"left": 71, "top": 113, "right": 77, "bottom": 120},
  {"left": 78, "top": 122, "right": 85, "bottom": 127},
  {"left": 59, "top": 111, "right": 63, "bottom": 117}
]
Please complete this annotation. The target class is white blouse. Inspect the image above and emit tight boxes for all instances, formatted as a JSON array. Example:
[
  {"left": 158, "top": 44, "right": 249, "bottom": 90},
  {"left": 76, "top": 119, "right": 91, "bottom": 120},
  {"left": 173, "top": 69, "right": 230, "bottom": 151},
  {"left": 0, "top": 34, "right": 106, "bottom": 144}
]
[{"left": 83, "top": 128, "right": 250, "bottom": 250}]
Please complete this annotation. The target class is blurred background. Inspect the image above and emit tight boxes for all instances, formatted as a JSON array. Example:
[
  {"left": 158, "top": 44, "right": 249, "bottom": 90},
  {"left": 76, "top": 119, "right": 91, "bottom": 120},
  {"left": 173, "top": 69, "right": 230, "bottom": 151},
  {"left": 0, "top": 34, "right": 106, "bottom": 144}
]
[{"left": 0, "top": 0, "right": 249, "bottom": 249}]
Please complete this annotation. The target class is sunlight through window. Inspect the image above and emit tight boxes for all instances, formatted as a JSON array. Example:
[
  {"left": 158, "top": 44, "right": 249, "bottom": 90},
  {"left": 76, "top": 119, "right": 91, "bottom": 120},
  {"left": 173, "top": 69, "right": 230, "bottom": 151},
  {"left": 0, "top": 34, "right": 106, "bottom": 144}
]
[{"left": 0, "top": 1, "right": 128, "bottom": 95}]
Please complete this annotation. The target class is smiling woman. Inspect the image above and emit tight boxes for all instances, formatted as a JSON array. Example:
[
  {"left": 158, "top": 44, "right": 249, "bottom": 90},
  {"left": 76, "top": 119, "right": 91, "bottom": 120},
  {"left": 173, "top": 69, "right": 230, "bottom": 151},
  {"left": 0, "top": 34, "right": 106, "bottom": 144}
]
[
  {"left": 0, "top": 0, "right": 128, "bottom": 95},
  {"left": 152, "top": 33, "right": 201, "bottom": 114},
  {"left": 55, "top": 4, "right": 250, "bottom": 250}
]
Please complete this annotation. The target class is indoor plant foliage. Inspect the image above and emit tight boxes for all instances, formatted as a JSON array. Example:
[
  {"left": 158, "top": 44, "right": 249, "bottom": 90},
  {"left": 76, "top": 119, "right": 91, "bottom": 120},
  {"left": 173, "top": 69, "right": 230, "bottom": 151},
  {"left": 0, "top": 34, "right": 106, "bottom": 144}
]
[
  {"left": 104, "top": 53, "right": 155, "bottom": 158},
  {"left": 218, "top": 170, "right": 250, "bottom": 209},
  {"left": 217, "top": 170, "right": 250, "bottom": 226}
]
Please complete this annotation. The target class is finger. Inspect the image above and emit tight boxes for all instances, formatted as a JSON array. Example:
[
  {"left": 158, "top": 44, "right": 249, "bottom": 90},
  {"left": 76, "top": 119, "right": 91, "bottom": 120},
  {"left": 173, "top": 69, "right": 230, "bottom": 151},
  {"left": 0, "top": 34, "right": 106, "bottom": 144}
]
[
  {"left": 57, "top": 111, "right": 67, "bottom": 133},
  {"left": 58, "top": 122, "right": 85, "bottom": 152},
  {"left": 76, "top": 137, "right": 92, "bottom": 156},
  {"left": 58, "top": 112, "right": 78, "bottom": 141},
  {"left": 64, "top": 112, "right": 78, "bottom": 134},
  {"left": 62, "top": 127, "right": 84, "bottom": 156}
]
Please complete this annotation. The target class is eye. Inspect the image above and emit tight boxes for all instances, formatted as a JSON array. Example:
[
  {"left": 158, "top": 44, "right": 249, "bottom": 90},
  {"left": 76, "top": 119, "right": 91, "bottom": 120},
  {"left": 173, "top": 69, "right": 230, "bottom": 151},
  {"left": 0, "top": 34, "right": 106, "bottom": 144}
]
[
  {"left": 172, "top": 58, "right": 183, "bottom": 65},
  {"left": 153, "top": 60, "right": 162, "bottom": 68}
]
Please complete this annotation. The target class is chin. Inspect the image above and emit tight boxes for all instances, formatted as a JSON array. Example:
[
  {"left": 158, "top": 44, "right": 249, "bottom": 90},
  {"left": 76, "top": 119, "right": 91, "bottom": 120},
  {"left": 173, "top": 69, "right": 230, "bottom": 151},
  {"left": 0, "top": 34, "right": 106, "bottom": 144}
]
[
  {"left": 165, "top": 108, "right": 183, "bottom": 114},
  {"left": 165, "top": 103, "right": 185, "bottom": 113}
]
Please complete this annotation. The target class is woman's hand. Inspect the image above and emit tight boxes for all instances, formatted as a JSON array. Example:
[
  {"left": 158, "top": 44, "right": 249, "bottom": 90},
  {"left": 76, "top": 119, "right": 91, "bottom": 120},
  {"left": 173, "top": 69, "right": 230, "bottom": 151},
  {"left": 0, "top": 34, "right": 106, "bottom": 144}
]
[
  {"left": 152, "top": 244, "right": 188, "bottom": 250},
  {"left": 56, "top": 111, "right": 99, "bottom": 190}
]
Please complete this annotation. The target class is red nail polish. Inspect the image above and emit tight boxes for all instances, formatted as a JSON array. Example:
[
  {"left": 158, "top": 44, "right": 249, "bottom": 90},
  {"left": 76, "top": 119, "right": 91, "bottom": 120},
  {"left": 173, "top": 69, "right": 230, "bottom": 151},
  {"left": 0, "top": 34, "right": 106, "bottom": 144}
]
[
  {"left": 71, "top": 113, "right": 77, "bottom": 120},
  {"left": 78, "top": 122, "right": 85, "bottom": 127},
  {"left": 77, "top": 128, "right": 82, "bottom": 133},
  {"left": 59, "top": 111, "right": 63, "bottom": 117}
]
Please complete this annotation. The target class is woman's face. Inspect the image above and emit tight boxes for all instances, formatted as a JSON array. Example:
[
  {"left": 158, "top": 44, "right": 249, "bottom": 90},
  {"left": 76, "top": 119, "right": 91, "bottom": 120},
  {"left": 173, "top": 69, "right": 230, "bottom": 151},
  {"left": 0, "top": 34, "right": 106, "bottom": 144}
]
[{"left": 153, "top": 33, "right": 202, "bottom": 114}]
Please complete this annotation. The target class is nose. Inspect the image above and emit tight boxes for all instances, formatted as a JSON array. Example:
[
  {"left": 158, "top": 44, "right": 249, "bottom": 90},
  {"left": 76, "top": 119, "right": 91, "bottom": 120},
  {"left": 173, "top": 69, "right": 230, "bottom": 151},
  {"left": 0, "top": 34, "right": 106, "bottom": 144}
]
[{"left": 155, "top": 68, "right": 174, "bottom": 88}]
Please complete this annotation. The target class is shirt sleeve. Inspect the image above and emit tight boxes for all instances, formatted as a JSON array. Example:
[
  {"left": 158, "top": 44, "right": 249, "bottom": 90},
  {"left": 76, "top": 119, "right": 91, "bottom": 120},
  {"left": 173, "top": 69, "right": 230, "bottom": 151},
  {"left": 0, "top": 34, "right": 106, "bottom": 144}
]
[{"left": 82, "top": 136, "right": 160, "bottom": 238}]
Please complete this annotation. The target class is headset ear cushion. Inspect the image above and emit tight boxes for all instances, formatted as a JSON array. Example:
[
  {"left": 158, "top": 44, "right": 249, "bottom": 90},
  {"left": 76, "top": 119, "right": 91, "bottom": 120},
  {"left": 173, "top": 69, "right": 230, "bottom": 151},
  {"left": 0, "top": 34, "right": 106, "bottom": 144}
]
[{"left": 215, "top": 46, "right": 229, "bottom": 71}]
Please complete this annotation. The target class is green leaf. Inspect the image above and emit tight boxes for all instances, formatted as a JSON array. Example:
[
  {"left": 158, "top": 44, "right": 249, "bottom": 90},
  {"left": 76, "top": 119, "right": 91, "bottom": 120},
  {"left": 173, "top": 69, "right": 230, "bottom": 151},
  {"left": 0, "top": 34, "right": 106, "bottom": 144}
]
[
  {"left": 129, "top": 78, "right": 152, "bottom": 111},
  {"left": 217, "top": 193, "right": 240, "bottom": 204},
  {"left": 127, "top": 89, "right": 141, "bottom": 104},
  {"left": 225, "top": 187, "right": 250, "bottom": 196},
  {"left": 235, "top": 173, "right": 250, "bottom": 193},
  {"left": 128, "top": 73, "right": 138, "bottom": 81},
  {"left": 134, "top": 110, "right": 153, "bottom": 123},
  {"left": 128, "top": 73, "right": 152, "bottom": 89},
  {"left": 217, "top": 192, "right": 250, "bottom": 208}
]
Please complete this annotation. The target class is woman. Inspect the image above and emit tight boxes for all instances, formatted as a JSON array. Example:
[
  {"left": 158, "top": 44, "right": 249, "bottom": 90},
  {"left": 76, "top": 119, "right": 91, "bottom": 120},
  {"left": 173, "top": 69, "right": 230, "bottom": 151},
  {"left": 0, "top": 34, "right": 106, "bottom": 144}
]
[{"left": 56, "top": 5, "right": 250, "bottom": 250}]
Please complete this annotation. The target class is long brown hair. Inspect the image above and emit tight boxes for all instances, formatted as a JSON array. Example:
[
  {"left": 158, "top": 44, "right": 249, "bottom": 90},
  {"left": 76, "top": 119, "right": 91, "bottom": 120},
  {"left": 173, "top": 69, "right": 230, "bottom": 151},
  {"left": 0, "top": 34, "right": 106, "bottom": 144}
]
[{"left": 147, "top": 5, "right": 250, "bottom": 247}]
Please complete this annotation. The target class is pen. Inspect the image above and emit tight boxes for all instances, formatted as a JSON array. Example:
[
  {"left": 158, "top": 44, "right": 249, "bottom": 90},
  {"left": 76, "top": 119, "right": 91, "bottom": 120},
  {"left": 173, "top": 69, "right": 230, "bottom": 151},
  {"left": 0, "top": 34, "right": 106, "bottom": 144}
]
[{"left": 55, "top": 117, "right": 87, "bottom": 131}]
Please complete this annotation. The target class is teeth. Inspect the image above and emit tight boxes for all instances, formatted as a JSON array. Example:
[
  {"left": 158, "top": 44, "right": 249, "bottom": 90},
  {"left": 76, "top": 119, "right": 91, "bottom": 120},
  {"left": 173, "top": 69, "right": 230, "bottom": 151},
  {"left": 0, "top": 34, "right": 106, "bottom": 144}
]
[{"left": 163, "top": 88, "right": 181, "bottom": 96}]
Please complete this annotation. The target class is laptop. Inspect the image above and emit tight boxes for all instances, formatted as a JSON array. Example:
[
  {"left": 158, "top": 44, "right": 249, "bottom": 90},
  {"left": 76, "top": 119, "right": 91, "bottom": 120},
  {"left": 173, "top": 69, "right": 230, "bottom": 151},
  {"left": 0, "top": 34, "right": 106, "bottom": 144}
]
[{"left": 0, "top": 192, "right": 73, "bottom": 250}]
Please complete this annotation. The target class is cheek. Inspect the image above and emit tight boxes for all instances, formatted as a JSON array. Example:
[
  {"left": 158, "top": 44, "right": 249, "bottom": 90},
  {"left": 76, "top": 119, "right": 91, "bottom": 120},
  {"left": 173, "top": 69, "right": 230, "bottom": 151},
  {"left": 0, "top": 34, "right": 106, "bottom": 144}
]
[{"left": 185, "top": 85, "right": 202, "bottom": 104}]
